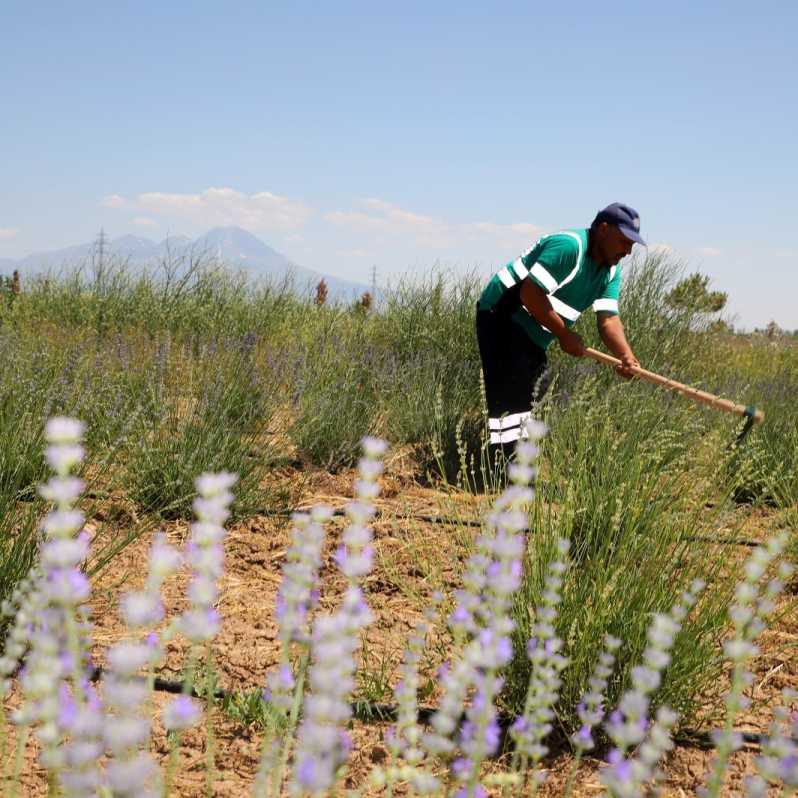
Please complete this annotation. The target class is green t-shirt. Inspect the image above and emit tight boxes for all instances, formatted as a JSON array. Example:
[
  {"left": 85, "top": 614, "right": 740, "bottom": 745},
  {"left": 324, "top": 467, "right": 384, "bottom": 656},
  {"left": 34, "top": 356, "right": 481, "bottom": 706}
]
[{"left": 478, "top": 229, "right": 621, "bottom": 350}]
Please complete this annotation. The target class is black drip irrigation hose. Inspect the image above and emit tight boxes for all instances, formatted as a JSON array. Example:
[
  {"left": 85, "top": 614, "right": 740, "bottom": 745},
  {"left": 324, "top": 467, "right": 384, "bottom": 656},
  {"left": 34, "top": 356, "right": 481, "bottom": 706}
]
[
  {"left": 252, "top": 507, "right": 764, "bottom": 548},
  {"left": 86, "top": 666, "right": 795, "bottom": 752}
]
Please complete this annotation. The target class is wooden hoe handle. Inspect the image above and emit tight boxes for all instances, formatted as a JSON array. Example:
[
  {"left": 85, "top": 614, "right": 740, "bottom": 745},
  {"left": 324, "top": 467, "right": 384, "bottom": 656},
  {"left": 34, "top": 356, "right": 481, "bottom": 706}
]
[{"left": 584, "top": 347, "right": 765, "bottom": 424}]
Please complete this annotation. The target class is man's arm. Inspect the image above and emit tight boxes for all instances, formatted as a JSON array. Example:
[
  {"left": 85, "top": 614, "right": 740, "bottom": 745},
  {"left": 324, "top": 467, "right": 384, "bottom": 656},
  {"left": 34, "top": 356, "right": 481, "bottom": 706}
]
[
  {"left": 596, "top": 312, "right": 639, "bottom": 378},
  {"left": 520, "top": 279, "right": 586, "bottom": 357}
]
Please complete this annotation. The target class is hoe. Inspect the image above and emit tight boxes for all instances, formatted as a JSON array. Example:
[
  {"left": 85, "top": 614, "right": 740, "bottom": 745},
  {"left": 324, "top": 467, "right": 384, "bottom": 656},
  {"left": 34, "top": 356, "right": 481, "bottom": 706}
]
[{"left": 585, "top": 347, "right": 764, "bottom": 442}]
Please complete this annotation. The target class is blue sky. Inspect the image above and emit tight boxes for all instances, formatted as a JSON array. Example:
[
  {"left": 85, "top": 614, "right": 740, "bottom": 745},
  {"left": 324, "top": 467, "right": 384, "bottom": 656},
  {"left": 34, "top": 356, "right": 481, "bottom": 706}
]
[{"left": 2, "top": 1, "right": 796, "bottom": 329}]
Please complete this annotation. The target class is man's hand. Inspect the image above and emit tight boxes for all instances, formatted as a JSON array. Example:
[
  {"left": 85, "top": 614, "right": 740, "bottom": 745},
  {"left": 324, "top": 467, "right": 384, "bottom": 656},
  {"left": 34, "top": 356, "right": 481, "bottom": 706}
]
[
  {"left": 596, "top": 313, "right": 639, "bottom": 378},
  {"left": 615, "top": 352, "right": 640, "bottom": 380},
  {"left": 557, "top": 330, "right": 586, "bottom": 358}
]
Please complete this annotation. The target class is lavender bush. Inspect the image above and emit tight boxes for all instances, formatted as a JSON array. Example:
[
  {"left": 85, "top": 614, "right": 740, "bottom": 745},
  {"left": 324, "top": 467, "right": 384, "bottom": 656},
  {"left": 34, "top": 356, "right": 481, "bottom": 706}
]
[{"left": 1, "top": 416, "right": 796, "bottom": 797}]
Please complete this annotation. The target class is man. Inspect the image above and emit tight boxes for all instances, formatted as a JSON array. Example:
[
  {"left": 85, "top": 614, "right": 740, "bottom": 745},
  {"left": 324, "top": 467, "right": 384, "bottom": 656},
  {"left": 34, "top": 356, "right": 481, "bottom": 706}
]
[{"left": 476, "top": 202, "right": 644, "bottom": 456}]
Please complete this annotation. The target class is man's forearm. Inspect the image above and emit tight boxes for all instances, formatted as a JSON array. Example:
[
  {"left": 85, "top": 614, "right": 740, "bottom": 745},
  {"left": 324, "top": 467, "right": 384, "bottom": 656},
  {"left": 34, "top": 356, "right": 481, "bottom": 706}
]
[{"left": 598, "top": 315, "right": 635, "bottom": 359}]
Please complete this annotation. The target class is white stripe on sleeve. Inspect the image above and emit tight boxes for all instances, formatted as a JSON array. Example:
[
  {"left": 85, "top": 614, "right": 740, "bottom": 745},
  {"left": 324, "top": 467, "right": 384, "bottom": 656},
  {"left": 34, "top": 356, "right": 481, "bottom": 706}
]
[
  {"left": 529, "top": 263, "right": 558, "bottom": 293},
  {"left": 498, "top": 267, "right": 516, "bottom": 289},
  {"left": 593, "top": 298, "right": 619, "bottom": 313},
  {"left": 549, "top": 295, "right": 581, "bottom": 322},
  {"left": 512, "top": 258, "right": 529, "bottom": 280}
]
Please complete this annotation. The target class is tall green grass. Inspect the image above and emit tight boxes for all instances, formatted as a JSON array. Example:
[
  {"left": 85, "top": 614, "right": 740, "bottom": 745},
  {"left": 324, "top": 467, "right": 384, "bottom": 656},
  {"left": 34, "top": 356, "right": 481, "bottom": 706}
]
[
  {"left": 715, "top": 341, "right": 798, "bottom": 508},
  {"left": 6, "top": 252, "right": 794, "bottom": 500},
  {"left": 501, "top": 379, "right": 741, "bottom": 726},
  {"left": 125, "top": 339, "right": 282, "bottom": 519}
]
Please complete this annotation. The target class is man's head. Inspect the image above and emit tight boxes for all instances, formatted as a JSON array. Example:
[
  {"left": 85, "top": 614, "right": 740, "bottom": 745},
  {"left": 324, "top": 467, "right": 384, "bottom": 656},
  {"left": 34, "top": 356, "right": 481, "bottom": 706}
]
[{"left": 589, "top": 203, "right": 645, "bottom": 267}]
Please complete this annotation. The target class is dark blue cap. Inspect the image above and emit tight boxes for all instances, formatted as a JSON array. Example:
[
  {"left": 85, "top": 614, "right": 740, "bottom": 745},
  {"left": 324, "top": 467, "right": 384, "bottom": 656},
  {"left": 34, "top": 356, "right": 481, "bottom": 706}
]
[{"left": 592, "top": 203, "right": 646, "bottom": 245}]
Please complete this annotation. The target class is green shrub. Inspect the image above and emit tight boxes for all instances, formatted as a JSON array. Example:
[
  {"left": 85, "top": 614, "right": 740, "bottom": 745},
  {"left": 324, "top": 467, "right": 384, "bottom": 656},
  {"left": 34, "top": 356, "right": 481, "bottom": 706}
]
[
  {"left": 502, "top": 380, "right": 739, "bottom": 727},
  {"left": 126, "top": 351, "right": 280, "bottom": 519},
  {"left": 290, "top": 315, "right": 379, "bottom": 471}
]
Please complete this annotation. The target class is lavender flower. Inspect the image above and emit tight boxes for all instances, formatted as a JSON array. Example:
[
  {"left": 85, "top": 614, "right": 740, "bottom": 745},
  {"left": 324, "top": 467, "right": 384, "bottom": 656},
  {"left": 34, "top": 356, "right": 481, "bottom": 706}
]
[
  {"left": 701, "top": 533, "right": 791, "bottom": 798},
  {"left": 176, "top": 472, "right": 237, "bottom": 643},
  {"left": 16, "top": 607, "right": 72, "bottom": 767},
  {"left": 288, "top": 437, "right": 386, "bottom": 796},
  {"left": 338, "top": 443, "right": 385, "bottom": 588},
  {"left": 572, "top": 635, "right": 621, "bottom": 754},
  {"left": 277, "top": 507, "right": 330, "bottom": 647},
  {"left": 57, "top": 683, "right": 105, "bottom": 797},
  {"left": 289, "top": 610, "right": 361, "bottom": 795},
  {"left": 0, "top": 576, "right": 42, "bottom": 698},
  {"left": 118, "top": 534, "right": 179, "bottom": 630},
  {"left": 746, "top": 686, "right": 798, "bottom": 796},
  {"left": 13, "top": 416, "right": 100, "bottom": 795},
  {"left": 510, "top": 537, "right": 571, "bottom": 792},
  {"left": 101, "top": 527, "right": 183, "bottom": 797},
  {"left": 162, "top": 695, "right": 202, "bottom": 731},
  {"left": 563, "top": 634, "right": 621, "bottom": 798},
  {"left": 601, "top": 580, "right": 704, "bottom": 798},
  {"left": 106, "top": 753, "right": 160, "bottom": 798},
  {"left": 422, "top": 420, "right": 546, "bottom": 796},
  {"left": 102, "top": 639, "right": 160, "bottom": 796},
  {"left": 262, "top": 505, "right": 332, "bottom": 721},
  {"left": 44, "top": 417, "right": 85, "bottom": 445},
  {"left": 375, "top": 596, "right": 443, "bottom": 794}
]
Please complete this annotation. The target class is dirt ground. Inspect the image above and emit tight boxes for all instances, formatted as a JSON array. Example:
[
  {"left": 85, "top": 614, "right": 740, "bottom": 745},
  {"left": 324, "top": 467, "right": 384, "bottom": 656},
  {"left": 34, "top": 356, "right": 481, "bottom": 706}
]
[{"left": 2, "top": 460, "right": 796, "bottom": 797}]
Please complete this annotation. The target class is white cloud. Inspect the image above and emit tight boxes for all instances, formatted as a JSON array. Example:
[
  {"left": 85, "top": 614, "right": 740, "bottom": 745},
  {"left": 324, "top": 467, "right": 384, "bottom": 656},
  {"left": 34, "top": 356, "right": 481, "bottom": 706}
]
[
  {"left": 325, "top": 210, "right": 387, "bottom": 231},
  {"left": 326, "top": 199, "right": 449, "bottom": 246},
  {"left": 696, "top": 246, "right": 722, "bottom": 257},
  {"left": 325, "top": 198, "right": 545, "bottom": 251},
  {"left": 132, "top": 216, "right": 157, "bottom": 227},
  {"left": 0, "top": 227, "right": 19, "bottom": 240},
  {"left": 136, "top": 187, "right": 312, "bottom": 232},
  {"left": 100, "top": 194, "right": 127, "bottom": 208}
]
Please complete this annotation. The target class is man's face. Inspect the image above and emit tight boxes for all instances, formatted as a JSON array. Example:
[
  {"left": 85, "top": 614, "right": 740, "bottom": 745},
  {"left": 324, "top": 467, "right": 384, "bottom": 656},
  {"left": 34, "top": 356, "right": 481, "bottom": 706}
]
[{"left": 594, "top": 223, "right": 635, "bottom": 267}]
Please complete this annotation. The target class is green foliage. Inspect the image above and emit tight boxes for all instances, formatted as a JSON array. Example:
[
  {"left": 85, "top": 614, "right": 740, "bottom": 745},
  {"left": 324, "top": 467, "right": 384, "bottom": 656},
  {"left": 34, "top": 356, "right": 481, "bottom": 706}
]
[
  {"left": 371, "top": 272, "right": 484, "bottom": 481},
  {"left": 288, "top": 272, "right": 487, "bottom": 474},
  {"left": 0, "top": 327, "right": 159, "bottom": 618},
  {"left": 705, "top": 338, "right": 798, "bottom": 509},
  {"left": 0, "top": 505, "right": 39, "bottom": 644},
  {"left": 12, "top": 255, "right": 307, "bottom": 341},
  {"left": 126, "top": 348, "right": 280, "bottom": 520},
  {"left": 666, "top": 272, "right": 727, "bottom": 314},
  {"left": 219, "top": 688, "right": 288, "bottom": 734},
  {"left": 502, "top": 382, "right": 740, "bottom": 726},
  {"left": 289, "top": 313, "right": 379, "bottom": 471},
  {"left": 730, "top": 408, "right": 798, "bottom": 507},
  {"left": 356, "top": 638, "right": 396, "bottom": 705}
]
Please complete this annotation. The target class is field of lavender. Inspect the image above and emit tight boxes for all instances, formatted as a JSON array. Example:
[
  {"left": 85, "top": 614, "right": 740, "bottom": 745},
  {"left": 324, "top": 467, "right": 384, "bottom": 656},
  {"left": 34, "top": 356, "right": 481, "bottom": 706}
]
[{"left": 0, "top": 252, "right": 796, "bottom": 796}]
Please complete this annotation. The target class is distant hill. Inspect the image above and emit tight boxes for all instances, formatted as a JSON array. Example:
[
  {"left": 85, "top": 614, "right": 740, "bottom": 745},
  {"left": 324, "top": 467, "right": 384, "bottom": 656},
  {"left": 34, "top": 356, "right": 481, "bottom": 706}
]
[{"left": 0, "top": 226, "right": 368, "bottom": 301}]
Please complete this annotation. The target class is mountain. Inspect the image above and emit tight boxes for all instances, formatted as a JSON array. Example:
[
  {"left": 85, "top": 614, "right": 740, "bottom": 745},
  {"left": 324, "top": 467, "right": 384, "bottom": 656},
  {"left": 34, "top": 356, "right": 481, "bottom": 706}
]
[
  {"left": 107, "top": 234, "right": 160, "bottom": 259},
  {"left": 1, "top": 227, "right": 367, "bottom": 301}
]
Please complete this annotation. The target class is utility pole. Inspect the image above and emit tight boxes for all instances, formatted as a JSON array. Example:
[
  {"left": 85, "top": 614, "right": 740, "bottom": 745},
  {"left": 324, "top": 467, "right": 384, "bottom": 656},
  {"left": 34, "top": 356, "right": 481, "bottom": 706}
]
[
  {"left": 370, "top": 264, "right": 377, "bottom": 297},
  {"left": 93, "top": 227, "right": 108, "bottom": 281}
]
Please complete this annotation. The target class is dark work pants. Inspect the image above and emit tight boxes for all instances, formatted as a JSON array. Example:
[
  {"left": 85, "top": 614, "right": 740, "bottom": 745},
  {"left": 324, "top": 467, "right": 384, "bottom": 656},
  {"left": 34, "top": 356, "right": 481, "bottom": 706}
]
[{"left": 476, "top": 306, "right": 551, "bottom": 460}]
